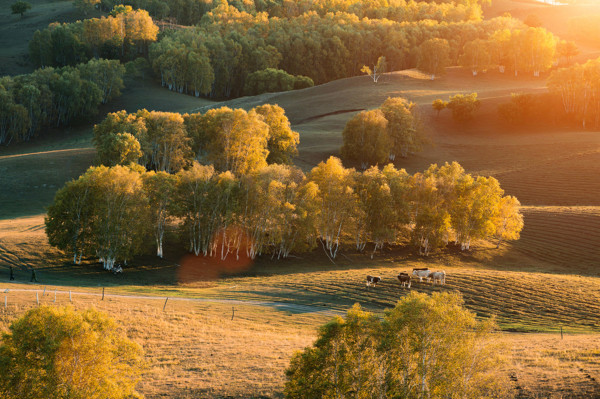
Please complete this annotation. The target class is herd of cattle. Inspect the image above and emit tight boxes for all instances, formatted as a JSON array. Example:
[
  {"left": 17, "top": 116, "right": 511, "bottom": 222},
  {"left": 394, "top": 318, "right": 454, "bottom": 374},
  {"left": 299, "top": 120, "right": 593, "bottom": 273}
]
[{"left": 366, "top": 268, "right": 446, "bottom": 288}]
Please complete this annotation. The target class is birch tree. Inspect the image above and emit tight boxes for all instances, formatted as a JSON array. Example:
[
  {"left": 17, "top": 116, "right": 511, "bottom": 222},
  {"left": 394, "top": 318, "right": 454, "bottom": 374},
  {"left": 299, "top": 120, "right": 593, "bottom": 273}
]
[
  {"left": 138, "top": 110, "right": 193, "bottom": 173},
  {"left": 384, "top": 292, "right": 507, "bottom": 398},
  {"left": 175, "top": 162, "right": 217, "bottom": 256},
  {"left": 45, "top": 174, "right": 95, "bottom": 264},
  {"left": 286, "top": 292, "right": 508, "bottom": 399},
  {"left": 417, "top": 39, "right": 450, "bottom": 79},
  {"left": 361, "top": 55, "right": 387, "bottom": 83},
  {"left": 460, "top": 39, "right": 491, "bottom": 76},
  {"left": 0, "top": 306, "right": 144, "bottom": 399},
  {"left": 354, "top": 167, "right": 397, "bottom": 257},
  {"left": 380, "top": 97, "right": 425, "bottom": 159},
  {"left": 493, "top": 195, "right": 524, "bottom": 248},
  {"left": 451, "top": 175, "right": 503, "bottom": 251},
  {"left": 253, "top": 104, "right": 299, "bottom": 165},
  {"left": 89, "top": 165, "right": 147, "bottom": 270},
  {"left": 201, "top": 107, "right": 269, "bottom": 175},
  {"left": 143, "top": 171, "right": 177, "bottom": 258},
  {"left": 78, "top": 58, "right": 125, "bottom": 104},
  {"left": 308, "top": 156, "right": 357, "bottom": 259},
  {"left": 340, "top": 109, "right": 389, "bottom": 169}
]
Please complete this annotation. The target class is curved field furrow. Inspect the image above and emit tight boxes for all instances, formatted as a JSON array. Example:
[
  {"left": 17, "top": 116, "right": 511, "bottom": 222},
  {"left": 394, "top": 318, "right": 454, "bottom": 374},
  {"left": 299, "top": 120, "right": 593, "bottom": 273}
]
[
  {"left": 267, "top": 268, "right": 600, "bottom": 331},
  {"left": 496, "top": 150, "right": 600, "bottom": 206},
  {"left": 509, "top": 207, "right": 600, "bottom": 272}
]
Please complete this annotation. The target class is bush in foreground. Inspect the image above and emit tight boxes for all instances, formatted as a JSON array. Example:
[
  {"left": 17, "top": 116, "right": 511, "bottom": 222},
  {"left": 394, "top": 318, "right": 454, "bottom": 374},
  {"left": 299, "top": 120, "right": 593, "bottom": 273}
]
[
  {"left": 285, "top": 291, "right": 509, "bottom": 399},
  {"left": 0, "top": 306, "right": 145, "bottom": 399}
]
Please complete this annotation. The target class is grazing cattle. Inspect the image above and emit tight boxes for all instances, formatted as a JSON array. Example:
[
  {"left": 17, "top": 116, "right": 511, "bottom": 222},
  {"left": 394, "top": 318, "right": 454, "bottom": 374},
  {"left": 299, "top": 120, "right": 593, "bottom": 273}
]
[
  {"left": 430, "top": 271, "right": 446, "bottom": 285},
  {"left": 366, "top": 275, "right": 381, "bottom": 287},
  {"left": 397, "top": 272, "right": 411, "bottom": 288},
  {"left": 412, "top": 268, "right": 431, "bottom": 282}
]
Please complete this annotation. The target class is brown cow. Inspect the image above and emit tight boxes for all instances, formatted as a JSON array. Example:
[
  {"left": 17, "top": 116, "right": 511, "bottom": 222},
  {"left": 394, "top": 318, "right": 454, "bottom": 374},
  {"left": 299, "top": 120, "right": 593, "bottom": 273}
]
[{"left": 397, "top": 272, "right": 411, "bottom": 288}]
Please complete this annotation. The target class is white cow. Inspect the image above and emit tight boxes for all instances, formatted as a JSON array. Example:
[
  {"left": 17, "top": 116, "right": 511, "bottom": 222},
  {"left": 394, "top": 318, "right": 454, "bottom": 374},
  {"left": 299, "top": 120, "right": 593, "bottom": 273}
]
[
  {"left": 412, "top": 268, "right": 431, "bottom": 282},
  {"left": 430, "top": 271, "right": 446, "bottom": 285}
]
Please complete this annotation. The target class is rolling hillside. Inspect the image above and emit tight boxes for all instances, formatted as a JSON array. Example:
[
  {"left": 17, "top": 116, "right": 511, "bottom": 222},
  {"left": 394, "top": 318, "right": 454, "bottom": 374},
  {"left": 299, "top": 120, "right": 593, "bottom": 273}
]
[{"left": 1, "top": 0, "right": 600, "bottom": 397}]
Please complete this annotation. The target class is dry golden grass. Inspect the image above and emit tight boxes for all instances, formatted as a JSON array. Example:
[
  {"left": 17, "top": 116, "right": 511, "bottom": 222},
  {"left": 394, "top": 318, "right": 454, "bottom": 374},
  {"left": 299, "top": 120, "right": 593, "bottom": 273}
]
[
  {"left": 498, "top": 334, "right": 600, "bottom": 398},
  {"left": 0, "top": 290, "right": 330, "bottom": 399},
  {"left": 1, "top": 289, "right": 599, "bottom": 398}
]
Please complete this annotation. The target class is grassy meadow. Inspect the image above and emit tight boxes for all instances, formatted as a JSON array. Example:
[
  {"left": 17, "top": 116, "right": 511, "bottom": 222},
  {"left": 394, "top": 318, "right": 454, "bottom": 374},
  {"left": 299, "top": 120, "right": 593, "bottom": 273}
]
[{"left": 1, "top": 0, "right": 600, "bottom": 397}]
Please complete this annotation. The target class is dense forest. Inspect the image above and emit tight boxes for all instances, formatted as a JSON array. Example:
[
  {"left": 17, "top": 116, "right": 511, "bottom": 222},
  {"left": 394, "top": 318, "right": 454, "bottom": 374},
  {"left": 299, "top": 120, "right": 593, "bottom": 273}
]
[
  {"left": 2, "top": 0, "right": 592, "bottom": 146},
  {"left": 0, "top": 58, "right": 124, "bottom": 145}
]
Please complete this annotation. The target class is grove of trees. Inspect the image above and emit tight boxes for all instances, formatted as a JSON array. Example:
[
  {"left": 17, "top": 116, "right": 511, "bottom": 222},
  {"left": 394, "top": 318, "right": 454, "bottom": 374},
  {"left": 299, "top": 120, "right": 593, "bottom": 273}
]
[
  {"left": 25, "top": 0, "right": 564, "bottom": 100},
  {"left": 145, "top": 9, "right": 531, "bottom": 98},
  {"left": 0, "top": 306, "right": 144, "bottom": 399},
  {"left": 46, "top": 154, "right": 523, "bottom": 269},
  {"left": 92, "top": 104, "right": 299, "bottom": 174},
  {"left": 98, "top": 0, "right": 488, "bottom": 28},
  {"left": 548, "top": 56, "right": 600, "bottom": 129},
  {"left": 285, "top": 291, "right": 509, "bottom": 399},
  {"left": 0, "top": 58, "right": 125, "bottom": 146},
  {"left": 458, "top": 26, "right": 558, "bottom": 77},
  {"left": 29, "top": 6, "right": 158, "bottom": 68},
  {"left": 432, "top": 92, "right": 480, "bottom": 122},
  {"left": 341, "top": 97, "right": 426, "bottom": 168}
]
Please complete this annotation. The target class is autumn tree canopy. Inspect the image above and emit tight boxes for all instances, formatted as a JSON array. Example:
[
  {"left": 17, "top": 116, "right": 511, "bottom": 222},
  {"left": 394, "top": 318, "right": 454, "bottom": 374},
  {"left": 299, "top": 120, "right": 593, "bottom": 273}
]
[
  {"left": 285, "top": 292, "right": 508, "bottom": 399},
  {"left": 0, "top": 306, "right": 145, "bottom": 399}
]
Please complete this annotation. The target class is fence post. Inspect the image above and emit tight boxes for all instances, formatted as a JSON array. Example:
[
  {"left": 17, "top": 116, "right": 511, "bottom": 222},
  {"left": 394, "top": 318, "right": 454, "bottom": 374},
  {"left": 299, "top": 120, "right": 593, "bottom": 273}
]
[
  {"left": 43, "top": 286, "right": 46, "bottom": 297},
  {"left": 102, "top": 287, "right": 105, "bottom": 301},
  {"left": 69, "top": 291, "right": 72, "bottom": 302},
  {"left": 4, "top": 296, "right": 6, "bottom": 309},
  {"left": 36, "top": 292, "right": 39, "bottom": 306},
  {"left": 231, "top": 306, "right": 235, "bottom": 321},
  {"left": 163, "top": 297, "right": 168, "bottom": 311}
]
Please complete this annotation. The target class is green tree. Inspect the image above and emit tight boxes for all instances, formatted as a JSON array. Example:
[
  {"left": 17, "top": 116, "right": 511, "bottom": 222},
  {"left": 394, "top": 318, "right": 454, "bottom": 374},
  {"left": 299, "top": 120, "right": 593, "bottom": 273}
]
[
  {"left": 497, "top": 92, "right": 538, "bottom": 125},
  {"left": 10, "top": 1, "right": 31, "bottom": 17},
  {"left": 253, "top": 104, "right": 299, "bottom": 165},
  {"left": 174, "top": 162, "right": 218, "bottom": 256},
  {"left": 73, "top": 0, "right": 100, "bottom": 15},
  {"left": 556, "top": 40, "right": 579, "bottom": 66},
  {"left": 340, "top": 109, "right": 389, "bottom": 169},
  {"left": 451, "top": 175, "right": 503, "bottom": 251},
  {"left": 447, "top": 92, "right": 481, "bottom": 122},
  {"left": 93, "top": 110, "right": 146, "bottom": 167},
  {"left": 200, "top": 107, "right": 269, "bottom": 175},
  {"left": 460, "top": 39, "right": 491, "bottom": 76},
  {"left": 0, "top": 306, "right": 145, "bottom": 399},
  {"left": 243, "top": 68, "right": 296, "bottom": 95},
  {"left": 144, "top": 171, "right": 177, "bottom": 258},
  {"left": 417, "top": 39, "right": 450, "bottom": 80},
  {"left": 45, "top": 175, "right": 95, "bottom": 264},
  {"left": 78, "top": 58, "right": 125, "bottom": 104},
  {"left": 138, "top": 110, "right": 192, "bottom": 173},
  {"left": 353, "top": 166, "right": 397, "bottom": 256},
  {"left": 493, "top": 195, "right": 523, "bottom": 248},
  {"left": 432, "top": 98, "right": 447, "bottom": 117},
  {"left": 380, "top": 97, "right": 425, "bottom": 159},
  {"left": 308, "top": 156, "right": 357, "bottom": 258},
  {"left": 285, "top": 292, "right": 508, "bottom": 399}
]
